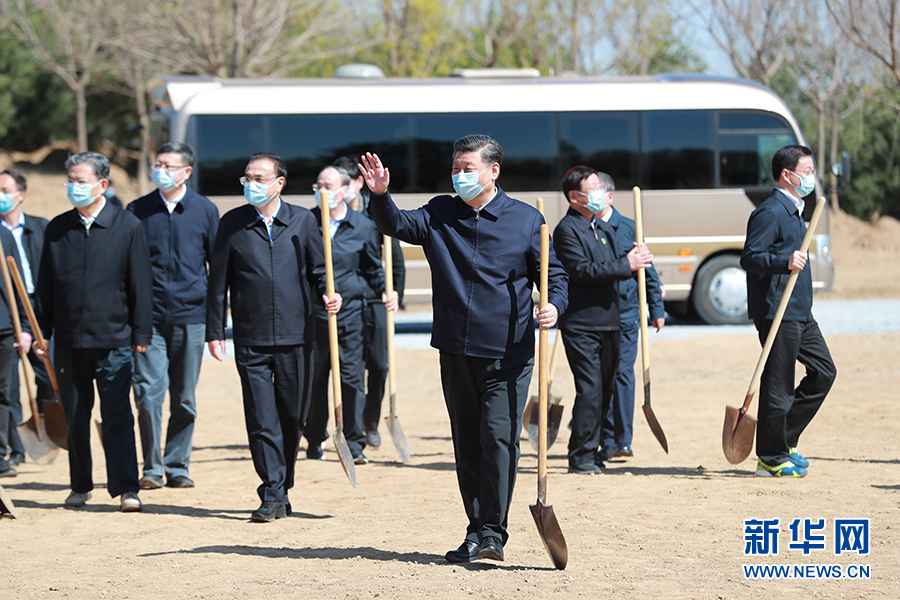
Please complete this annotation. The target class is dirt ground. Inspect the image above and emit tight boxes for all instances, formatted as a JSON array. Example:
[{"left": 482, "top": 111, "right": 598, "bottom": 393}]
[{"left": 2, "top": 328, "right": 898, "bottom": 600}]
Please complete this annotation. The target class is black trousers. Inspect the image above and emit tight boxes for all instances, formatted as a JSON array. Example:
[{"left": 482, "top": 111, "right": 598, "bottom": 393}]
[
  {"left": 56, "top": 345, "right": 139, "bottom": 497},
  {"left": 439, "top": 352, "right": 533, "bottom": 546},
  {"left": 7, "top": 339, "right": 53, "bottom": 460},
  {"left": 234, "top": 344, "right": 310, "bottom": 503},
  {"left": 562, "top": 328, "right": 619, "bottom": 467},
  {"left": 362, "top": 301, "right": 388, "bottom": 430},
  {"left": 304, "top": 310, "right": 367, "bottom": 456},
  {"left": 0, "top": 334, "right": 17, "bottom": 470},
  {"left": 755, "top": 318, "right": 836, "bottom": 465}
]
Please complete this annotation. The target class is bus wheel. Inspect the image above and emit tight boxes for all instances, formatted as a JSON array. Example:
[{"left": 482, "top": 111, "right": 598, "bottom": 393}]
[{"left": 692, "top": 255, "right": 749, "bottom": 325}]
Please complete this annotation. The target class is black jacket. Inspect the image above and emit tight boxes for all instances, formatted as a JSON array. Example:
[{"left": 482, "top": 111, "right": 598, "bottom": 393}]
[
  {"left": 17, "top": 214, "right": 48, "bottom": 295},
  {"left": 37, "top": 202, "right": 153, "bottom": 349},
  {"left": 206, "top": 201, "right": 327, "bottom": 346},
  {"left": 606, "top": 208, "right": 665, "bottom": 323},
  {"left": 359, "top": 189, "right": 406, "bottom": 303},
  {"left": 370, "top": 188, "right": 568, "bottom": 360},
  {"left": 741, "top": 189, "right": 813, "bottom": 322},
  {"left": 554, "top": 209, "right": 632, "bottom": 331},
  {"left": 0, "top": 226, "right": 30, "bottom": 335},
  {"left": 128, "top": 189, "right": 219, "bottom": 326},
  {"left": 310, "top": 206, "right": 384, "bottom": 320}
]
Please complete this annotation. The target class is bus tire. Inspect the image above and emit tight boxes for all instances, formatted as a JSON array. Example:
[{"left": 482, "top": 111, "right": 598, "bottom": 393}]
[{"left": 691, "top": 254, "right": 750, "bottom": 325}]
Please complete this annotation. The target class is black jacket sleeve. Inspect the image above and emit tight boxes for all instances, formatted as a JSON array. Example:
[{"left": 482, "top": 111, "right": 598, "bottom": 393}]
[
  {"left": 127, "top": 223, "right": 153, "bottom": 346},
  {"left": 553, "top": 222, "right": 631, "bottom": 286},
  {"left": 205, "top": 216, "right": 230, "bottom": 341},
  {"left": 368, "top": 191, "right": 431, "bottom": 246},
  {"left": 205, "top": 203, "right": 219, "bottom": 270},
  {"left": 741, "top": 207, "right": 791, "bottom": 275},
  {"left": 390, "top": 236, "right": 405, "bottom": 303},
  {"left": 304, "top": 213, "right": 327, "bottom": 299},
  {"left": 35, "top": 229, "right": 54, "bottom": 340},
  {"left": 646, "top": 263, "right": 665, "bottom": 321},
  {"left": 528, "top": 213, "right": 569, "bottom": 316},
  {"left": 361, "top": 225, "right": 386, "bottom": 297}
]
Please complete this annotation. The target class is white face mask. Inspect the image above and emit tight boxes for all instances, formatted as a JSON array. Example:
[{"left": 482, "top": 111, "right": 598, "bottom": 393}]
[{"left": 316, "top": 186, "right": 346, "bottom": 209}]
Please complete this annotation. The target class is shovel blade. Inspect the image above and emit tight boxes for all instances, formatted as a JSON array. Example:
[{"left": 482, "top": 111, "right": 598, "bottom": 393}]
[
  {"left": 333, "top": 429, "right": 358, "bottom": 487},
  {"left": 529, "top": 500, "right": 568, "bottom": 570},
  {"left": 43, "top": 401, "right": 69, "bottom": 450},
  {"left": 642, "top": 403, "right": 669, "bottom": 454},
  {"left": 526, "top": 394, "right": 563, "bottom": 452},
  {"left": 385, "top": 414, "right": 411, "bottom": 464},
  {"left": 18, "top": 418, "right": 60, "bottom": 465},
  {"left": 722, "top": 405, "right": 756, "bottom": 464},
  {"left": 0, "top": 484, "right": 16, "bottom": 518}
]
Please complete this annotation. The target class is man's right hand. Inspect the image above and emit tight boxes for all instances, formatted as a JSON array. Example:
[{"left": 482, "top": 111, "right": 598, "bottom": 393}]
[
  {"left": 358, "top": 152, "right": 390, "bottom": 194},
  {"left": 788, "top": 250, "right": 807, "bottom": 272},
  {"left": 627, "top": 243, "right": 654, "bottom": 272},
  {"left": 208, "top": 340, "right": 226, "bottom": 362},
  {"left": 32, "top": 338, "right": 48, "bottom": 358}
]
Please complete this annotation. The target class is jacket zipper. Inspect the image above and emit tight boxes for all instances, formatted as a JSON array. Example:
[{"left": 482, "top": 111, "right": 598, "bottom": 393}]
[
  {"left": 269, "top": 230, "right": 276, "bottom": 345},
  {"left": 463, "top": 211, "right": 480, "bottom": 354}
]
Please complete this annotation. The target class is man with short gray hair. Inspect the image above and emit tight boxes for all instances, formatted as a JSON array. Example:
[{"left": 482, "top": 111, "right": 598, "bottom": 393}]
[{"left": 34, "top": 151, "right": 152, "bottom": 512}]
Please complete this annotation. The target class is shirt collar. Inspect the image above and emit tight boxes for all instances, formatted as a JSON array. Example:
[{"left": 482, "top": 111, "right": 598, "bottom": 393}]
[
  {"left": 79, "top": 198, "right": 107, "bottom": 226},
  {"left": 462, "top": 187, "right": 504, "bottom": 220},
  {"left": 1, "top": 212, "right": 25, "bottom": 231},
  {"left": 255, "top": 197, "right": 282, "bottom": 224},
  {"left": 159, "top": 186, "right": 188, "bottom": 209},
  {"left": 776, "top": 186, "right": 805, "bottom": 215}
]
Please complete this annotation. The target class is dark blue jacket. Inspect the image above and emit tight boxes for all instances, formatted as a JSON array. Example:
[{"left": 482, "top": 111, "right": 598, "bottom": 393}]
[
  {"left": 128, "top": 189, "right": 218, "bottom": 327},
  {"left": 741, "top": 189, "right": 813, "bottom": 322},
  {"left": 606, "top": 208, "right": 665, "bottom": 323},
  {"left": 310, "top": 205, "right": 384, "bottom": 321},
  {"left": 206, "top": 201, "right": 327, "bottom": 347},
  {"left": 553, "top": 209, "right": 631, "bottom": 331},
  {"left": 370, "top": 188, "right": 568, "bottom": 360}
]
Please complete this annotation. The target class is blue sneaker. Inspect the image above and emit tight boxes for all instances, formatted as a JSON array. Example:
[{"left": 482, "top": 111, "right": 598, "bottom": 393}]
[
  {"left": 755, "top": 459, "right": 807, "bottom": 478},
  {"left": 788, "top": 448, "right": 810, "bottom": 469}
]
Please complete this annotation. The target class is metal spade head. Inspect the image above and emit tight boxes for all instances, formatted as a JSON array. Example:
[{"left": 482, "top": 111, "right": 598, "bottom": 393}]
[
  {"left": 333, "top": 429, "right": 358, "bottom": 487},
  {"left": 722, "top": 405, "right": 756, "bottom": 464},
  {"left": 43, "top": 402, "right": 68, "bottom": 450},
  {"left": 642, "top": 403, "right": 669, "bottom": 454},
  {"left": 18, "top": 418, "right": 60, "bottom": 465},
  {"left": 526, "top": 388, "right": 563, "bottom": 452},
  {"left": 385, "top": 410, "right": 410, "bottom": 464},
  {"left": 0, "top": 484, "right": 16, "bottom": 518},
  {"left": 529, "top": 499, "right": 568, "bottom": 570}
]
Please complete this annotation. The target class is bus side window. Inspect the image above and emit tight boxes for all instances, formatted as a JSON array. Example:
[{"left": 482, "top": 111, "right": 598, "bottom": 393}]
[
  {"left": 642, "top": 110, "right": 716, "bottom": 189},
  {"left": 558, "top": 112, "right": 640, "bottom": 188},
  {"left": 718, "top": 110, "right": 796, "bottom": 187}
]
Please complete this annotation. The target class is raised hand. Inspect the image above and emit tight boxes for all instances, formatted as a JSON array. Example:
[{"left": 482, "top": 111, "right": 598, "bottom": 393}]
[{"left": 358, "top": 152, "right": 391, "bottom": 194}]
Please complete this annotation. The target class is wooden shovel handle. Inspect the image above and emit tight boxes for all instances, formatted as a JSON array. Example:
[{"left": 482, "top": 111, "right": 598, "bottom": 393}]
[
  {"left": 319, "top": 191, "right": 343, "bottom": 426},
  {"left": 6, "top": 257, "right": 60, "bottom": 396},
  {"left": 537, "top": 223, "right": 550, "bottom": 502},
  {"left": 633, "top": 187, "right": 651, "bottom": 372},
  {"left": 383, "top": 235, "right": 396, "bottom": 404},
  {"left": 742, "top": 197, "right": 826, "bottom": 410}
]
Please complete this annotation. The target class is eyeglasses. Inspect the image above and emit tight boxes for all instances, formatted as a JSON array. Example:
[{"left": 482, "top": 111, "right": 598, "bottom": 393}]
[
  {"left": 153, "top": 163, "right": 187, "bottom": 170},
  {"left": 311, "top": 184, "right": 342, "bottom": 193},
  {"left": 240, "top": 176, "right": 277, "bottom": 186}
]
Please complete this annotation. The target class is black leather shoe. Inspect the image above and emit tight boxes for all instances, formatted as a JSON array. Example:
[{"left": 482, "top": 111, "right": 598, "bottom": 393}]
[
  {"left": 306, "top": 444, "right": 324, "bottom": 460},
  {"left": 597, "top": 446, "right": 617, "bottom": 462},
  {"left": 0, "top": 465, "right": 16, "bottom": 478},
  {"left": 166, "top": 475, "right": 195, "bottom": 488},
  {"left": 9, "top": 454, "right": 24, "bottom": 467},
  {"left": 570, "top": 461, "right": 602, "bottom": 475},
  {"left": 444, "top": 539, "right": 479, "bottom": 563},
  {"left": 476, "top": 538, "right": 504, "bottom": 561},
  {"left": 139, "top": 476, "right": 164, "bottom": 490},
  {"left": 615, "top": 445, "right": 634, "bottom": 458},
  {"left": 250, "top": 501, "right": 287, "bottom": 523}
]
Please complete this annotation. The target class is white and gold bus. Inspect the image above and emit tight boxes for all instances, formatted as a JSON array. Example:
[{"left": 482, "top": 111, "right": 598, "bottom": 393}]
[{"left": 153, "top": 71, "right": 834, "bottom": 324}]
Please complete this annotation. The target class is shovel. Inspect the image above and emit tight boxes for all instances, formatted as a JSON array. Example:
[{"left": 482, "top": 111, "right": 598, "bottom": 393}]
[
  {"left": 723, "top": 196, "right": 826, "bottom": 464},
  {"left": 0, "top": 249, "right": 60, "bottom": 464},
  {"left": 383, "top": 235, "right": 410, "bottom": 463},
  {"left": 529, "top": 222, "right": 568, "bottom": 570},
  {"left": 0, "top": 483, "right": 16, "bottom": 518},
  {"left": 320, "top": 190, "right": 358, "bottom": 487},
  {"left": 524, "top": 331, "right": 563, "bottom": 451},
  {"left": 633, "top": 187, "right": 669, "bottom": 453},
  {"left": 7, "top": 257, "right": 68, "bottom": 450}
]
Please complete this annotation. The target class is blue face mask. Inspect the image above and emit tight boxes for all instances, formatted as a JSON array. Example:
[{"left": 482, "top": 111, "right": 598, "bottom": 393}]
[
  {"left": 243, "top": 181, "right": 273, "bottom": 207},
  {"left": 0, "top": 192, "right": 15, "bottom": 214},
  {"left": 586, "top": 190, "right": 607, "bottom": 213},
  {"left": 151, "top": 167, "right": 181, "bottom": 192},
  {"left": 451, "top": 170, "right": 484, "bottom": 202},
  {"left": 67, "top": 182, "right": 99, "bottom": 208},
  {"left": 791, "top": 171, "right": 816, "bottom": 197}
]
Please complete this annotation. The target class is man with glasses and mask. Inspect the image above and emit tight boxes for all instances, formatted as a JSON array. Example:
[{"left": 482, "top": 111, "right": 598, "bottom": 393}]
[
  {"left": 0, "top": 169, "right": 49, "bottom": 471},
  {"left": 304, "top": 165, "right": 394, "bottom": 465},
  {"left": 741, "top": 144, "right": 836, "bottom": 478},
  {"left": 359, "top": 135, "right": 568, "bottom": 563},
  {"left": 127, "top": 142, "right": 219, "bottom": 491},
  {"left": 332, "top": 156, "right": 405, "bottom": 448},
  {"left": 34, "top": 151, "right": 152, "bottom": 512},
  {"left": 206, "top": 153, "right": 341, "bottom": 523}
]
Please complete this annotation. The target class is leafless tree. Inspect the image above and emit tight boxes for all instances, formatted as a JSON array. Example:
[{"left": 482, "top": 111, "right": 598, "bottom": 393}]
[
  {"left": 2, "top": 0, "right": 109, "bottom": 151},
  {"left": 826, "top": 0, "right": 900, "bottom": 84}
]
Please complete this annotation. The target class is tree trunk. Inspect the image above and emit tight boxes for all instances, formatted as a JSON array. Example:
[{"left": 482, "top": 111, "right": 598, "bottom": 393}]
[
  {"left": 75, "top": 83, "right": 88, "bottom": 152},
  {"left": 829, "top": 104, "right": 842, "bottom": 212},
  {"left": 135, "top": 73, "right": 152, "bottom": 196},
  {"left": 816, "top": 101, "right": 827, "bottom": 172}
]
